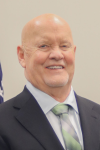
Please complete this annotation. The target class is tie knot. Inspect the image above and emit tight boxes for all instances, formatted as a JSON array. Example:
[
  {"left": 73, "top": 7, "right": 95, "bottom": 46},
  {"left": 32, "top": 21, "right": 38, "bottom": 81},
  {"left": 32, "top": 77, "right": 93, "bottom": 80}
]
[{"left": 51, "top": 104, "right": 68, "bottom": 115}]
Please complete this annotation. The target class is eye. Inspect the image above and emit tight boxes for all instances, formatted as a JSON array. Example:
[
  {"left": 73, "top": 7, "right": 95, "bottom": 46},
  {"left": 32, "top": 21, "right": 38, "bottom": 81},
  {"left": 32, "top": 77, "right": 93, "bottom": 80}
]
[
  {"left": 61, "top": 45, "right": 69, "bottom": 49},
  {"left": 60, "top": 43, "right": 71, "bottom": 50},
  {"left": 40, "top": 45, "right": 47, "bottom": 48},
  {"left": 39, "top": 44, "right": 50, "bottom": 51},
  {"left": 62, "top": 45, "right": 67, "bottom": 47}
]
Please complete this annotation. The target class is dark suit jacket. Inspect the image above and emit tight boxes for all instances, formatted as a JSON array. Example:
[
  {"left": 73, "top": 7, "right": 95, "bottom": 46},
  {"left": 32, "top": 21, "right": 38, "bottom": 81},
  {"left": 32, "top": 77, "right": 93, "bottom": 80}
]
[{"left": 0, "top": 87, "right": 100, "bottom": 150}]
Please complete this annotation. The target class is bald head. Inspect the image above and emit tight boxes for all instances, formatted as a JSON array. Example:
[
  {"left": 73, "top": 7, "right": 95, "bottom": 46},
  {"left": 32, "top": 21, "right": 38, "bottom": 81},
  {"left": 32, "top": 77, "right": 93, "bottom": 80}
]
[{"left": 21, "top": 14, "right": 73, "bottom": 46}]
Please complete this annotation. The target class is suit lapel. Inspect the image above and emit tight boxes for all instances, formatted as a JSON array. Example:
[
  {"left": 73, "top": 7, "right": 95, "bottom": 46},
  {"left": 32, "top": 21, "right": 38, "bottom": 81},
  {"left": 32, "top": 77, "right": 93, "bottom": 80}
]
[
  {"left": 14, "top": 88, "right": 64, "bottom": 150},
  {"left": 76, "top": 94, "right": 100, "bottom": 150}
]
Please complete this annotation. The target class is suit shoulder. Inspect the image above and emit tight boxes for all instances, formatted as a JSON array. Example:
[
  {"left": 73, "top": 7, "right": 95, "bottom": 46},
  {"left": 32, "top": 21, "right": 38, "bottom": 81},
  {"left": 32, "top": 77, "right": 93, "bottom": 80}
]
[
  {"left": 75, "top": 93, "right": 100, "bottom": 113},
  {"left": 0, "top": 87, "right": 32, "bottom": 113}
]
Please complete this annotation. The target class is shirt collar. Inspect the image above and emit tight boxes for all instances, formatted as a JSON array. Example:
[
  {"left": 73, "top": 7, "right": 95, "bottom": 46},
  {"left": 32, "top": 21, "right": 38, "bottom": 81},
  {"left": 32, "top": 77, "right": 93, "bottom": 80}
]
[{"left": 26, "top": 81, "right": 78, "bottom": 114}]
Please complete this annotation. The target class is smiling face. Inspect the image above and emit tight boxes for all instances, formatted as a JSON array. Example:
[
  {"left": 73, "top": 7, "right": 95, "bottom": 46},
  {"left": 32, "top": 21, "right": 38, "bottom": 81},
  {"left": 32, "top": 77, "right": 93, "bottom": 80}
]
[{"left": 17, "top": 14, "right": 76, "bottom": 94}]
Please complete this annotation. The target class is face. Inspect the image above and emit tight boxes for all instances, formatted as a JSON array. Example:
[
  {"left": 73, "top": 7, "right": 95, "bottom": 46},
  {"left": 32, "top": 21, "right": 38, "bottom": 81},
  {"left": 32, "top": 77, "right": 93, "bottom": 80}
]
[{"left": 18, "top": 18, "right": 76, "bottom": 92}]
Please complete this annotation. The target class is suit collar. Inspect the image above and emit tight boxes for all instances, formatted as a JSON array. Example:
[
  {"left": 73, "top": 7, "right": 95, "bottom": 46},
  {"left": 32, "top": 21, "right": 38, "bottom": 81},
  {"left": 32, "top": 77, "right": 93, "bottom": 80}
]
[
  {"left": 75, "top": 93, "right": 100, "bottom": 150},
  {"left": 14, "top": 87, "right": 64, "bottom": 150},
  {"left": 13, "top": 86, "right": 31, "bottom": 109}
]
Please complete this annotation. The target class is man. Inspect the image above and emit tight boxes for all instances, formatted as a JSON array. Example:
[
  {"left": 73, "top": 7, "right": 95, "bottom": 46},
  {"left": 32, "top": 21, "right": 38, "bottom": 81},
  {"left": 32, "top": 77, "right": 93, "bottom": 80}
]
[{"left": 0, "top": 14, "right": 100, "bottom": 150}]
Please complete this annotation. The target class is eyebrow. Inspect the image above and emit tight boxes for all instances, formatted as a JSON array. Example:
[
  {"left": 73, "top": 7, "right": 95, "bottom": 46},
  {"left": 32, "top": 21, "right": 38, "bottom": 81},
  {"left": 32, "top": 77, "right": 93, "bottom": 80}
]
[{"left": 60, "top": 40, "right": 72, "bottom": 45}]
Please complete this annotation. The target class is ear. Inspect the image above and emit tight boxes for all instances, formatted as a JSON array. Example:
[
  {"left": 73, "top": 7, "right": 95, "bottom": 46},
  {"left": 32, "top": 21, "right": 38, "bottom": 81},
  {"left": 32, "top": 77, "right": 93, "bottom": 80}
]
[
  {"left": 74, "top": 45, "right": 76, "bottom": 53},
  {"left": 17, "top": 45, "right": 26, "bottom": 68}
]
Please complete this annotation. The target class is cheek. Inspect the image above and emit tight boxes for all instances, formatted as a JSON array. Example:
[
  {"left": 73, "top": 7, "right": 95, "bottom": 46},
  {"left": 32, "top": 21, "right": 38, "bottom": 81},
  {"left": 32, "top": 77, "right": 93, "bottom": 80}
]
[
  {"left": 65, "top": 51, "right": 75, "bottom": 64},
  {"left": 34, "top": 51, "right": 48, "bottom": 65}
]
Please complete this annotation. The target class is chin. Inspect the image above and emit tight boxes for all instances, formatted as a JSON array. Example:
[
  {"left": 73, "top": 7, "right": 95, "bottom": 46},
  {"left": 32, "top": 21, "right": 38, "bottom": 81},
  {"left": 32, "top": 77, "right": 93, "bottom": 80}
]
[
  {"left": 46, "top": 83, "right": 68, "bottom": 88},
  {"left": 44, "top": 76, "right": 69, "bottom": 88}
]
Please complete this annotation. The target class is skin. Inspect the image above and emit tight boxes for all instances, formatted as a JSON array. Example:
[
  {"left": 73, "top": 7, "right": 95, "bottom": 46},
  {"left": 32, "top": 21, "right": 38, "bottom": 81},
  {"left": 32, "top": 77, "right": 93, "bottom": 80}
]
[{"left": 17, "top": 14, "right": 76, "bottom": 102}]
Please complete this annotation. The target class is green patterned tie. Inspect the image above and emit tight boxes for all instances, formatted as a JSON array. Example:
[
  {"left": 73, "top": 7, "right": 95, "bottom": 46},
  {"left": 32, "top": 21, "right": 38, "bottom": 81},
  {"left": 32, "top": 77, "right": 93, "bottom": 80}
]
[{"left": 52, "top": 104, "right": 81, "bottom": 150}]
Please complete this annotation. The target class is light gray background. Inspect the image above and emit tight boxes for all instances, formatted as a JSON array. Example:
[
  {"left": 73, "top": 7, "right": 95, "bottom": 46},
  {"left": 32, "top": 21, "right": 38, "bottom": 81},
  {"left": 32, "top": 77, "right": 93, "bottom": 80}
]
[{"left": 1, "top": 0, "right": 100, "bottom": 103}]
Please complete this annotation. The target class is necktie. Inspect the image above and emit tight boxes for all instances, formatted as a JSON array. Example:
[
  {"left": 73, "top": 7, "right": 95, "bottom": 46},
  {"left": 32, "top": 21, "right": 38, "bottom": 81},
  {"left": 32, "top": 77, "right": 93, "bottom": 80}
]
[{"left": 52, "top": 104, "right": 81, "bottom": 150}]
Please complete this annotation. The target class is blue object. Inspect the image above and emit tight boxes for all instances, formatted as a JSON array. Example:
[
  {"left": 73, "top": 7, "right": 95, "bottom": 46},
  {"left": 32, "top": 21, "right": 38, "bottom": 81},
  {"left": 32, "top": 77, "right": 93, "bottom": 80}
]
[{"left": 0, "top": 63, "right": 4, "bottom": 103}]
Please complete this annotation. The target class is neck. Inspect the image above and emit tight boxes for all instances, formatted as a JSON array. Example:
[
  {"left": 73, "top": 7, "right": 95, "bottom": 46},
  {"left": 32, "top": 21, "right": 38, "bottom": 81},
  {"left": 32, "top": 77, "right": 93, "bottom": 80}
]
[
  {"left": 39, "top": 83, "right": 72, "bottom": 102},
  {"left": 28, "top": 78, "right": 72, "bottom": 102},
  {"left": 49, "top": 86, "right": 71, "bottom": 102}
]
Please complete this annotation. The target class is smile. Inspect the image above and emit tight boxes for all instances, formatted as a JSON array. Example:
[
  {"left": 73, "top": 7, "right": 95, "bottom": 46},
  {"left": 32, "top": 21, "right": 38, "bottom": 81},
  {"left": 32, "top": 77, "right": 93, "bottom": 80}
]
[{"left": 46, "top": 66, "right": 64, "bottom": 69}]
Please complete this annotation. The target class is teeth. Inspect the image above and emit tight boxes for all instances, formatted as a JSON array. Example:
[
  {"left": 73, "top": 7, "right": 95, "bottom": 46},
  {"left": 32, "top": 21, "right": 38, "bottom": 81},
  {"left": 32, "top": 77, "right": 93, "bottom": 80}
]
[{"left": 47, "top": 66, "right": 63, "bottom": 69}]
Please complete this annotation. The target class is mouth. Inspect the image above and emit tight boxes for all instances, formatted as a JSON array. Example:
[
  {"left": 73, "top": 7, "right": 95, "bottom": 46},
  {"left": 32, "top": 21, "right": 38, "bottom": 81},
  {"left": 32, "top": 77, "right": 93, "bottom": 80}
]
[{"left": 46, "top": 66, "right": 64, "bottom": 69}]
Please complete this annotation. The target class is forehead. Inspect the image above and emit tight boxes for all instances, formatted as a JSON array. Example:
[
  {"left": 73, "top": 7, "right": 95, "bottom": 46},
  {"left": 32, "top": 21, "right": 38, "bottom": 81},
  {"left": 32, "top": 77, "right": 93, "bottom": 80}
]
[
  {"left": 22, "top": 17, "right": 73, "bottom": 44},
  {"left": 36, "top": 27, "right": 71, "bottom": 43}
]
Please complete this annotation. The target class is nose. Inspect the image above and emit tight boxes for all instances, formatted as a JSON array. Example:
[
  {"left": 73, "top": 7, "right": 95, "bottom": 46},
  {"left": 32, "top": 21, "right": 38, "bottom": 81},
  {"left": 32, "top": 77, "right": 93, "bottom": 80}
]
[{"left": 49, "top": 48, "right": 64, "bottom": 60}]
